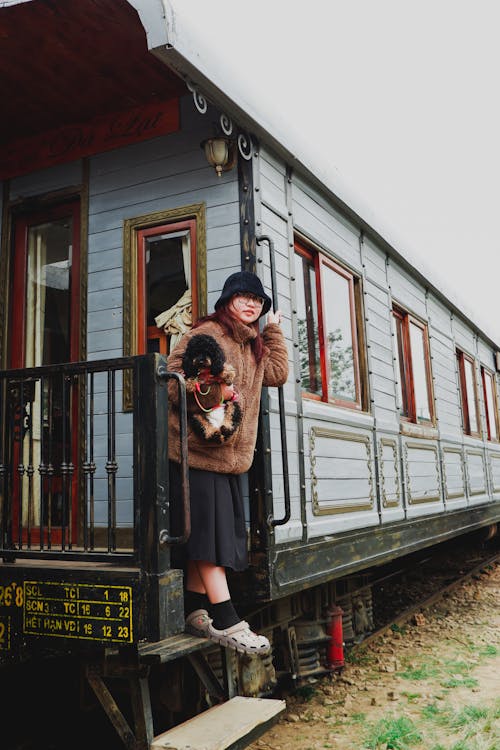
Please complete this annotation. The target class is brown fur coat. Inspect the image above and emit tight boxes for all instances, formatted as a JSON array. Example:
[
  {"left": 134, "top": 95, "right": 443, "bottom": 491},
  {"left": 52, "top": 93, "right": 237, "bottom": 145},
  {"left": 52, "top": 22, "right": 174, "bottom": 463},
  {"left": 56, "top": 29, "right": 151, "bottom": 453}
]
[{"left": 167, "top": 318, "right": 288, "bottom": 474}]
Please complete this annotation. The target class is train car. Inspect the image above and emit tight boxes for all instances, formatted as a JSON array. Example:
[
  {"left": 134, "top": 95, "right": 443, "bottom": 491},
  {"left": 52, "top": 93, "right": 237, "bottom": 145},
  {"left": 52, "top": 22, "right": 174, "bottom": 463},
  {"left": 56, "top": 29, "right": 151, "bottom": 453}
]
[{"left": 1, "top": 1, "right": 499, "bottom": 748}]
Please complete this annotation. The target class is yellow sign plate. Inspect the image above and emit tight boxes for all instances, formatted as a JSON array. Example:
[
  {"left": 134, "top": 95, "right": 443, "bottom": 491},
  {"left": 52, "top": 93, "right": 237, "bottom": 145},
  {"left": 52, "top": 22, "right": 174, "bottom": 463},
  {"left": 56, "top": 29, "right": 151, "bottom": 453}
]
[{"left": 23, "top": 581, "right": 133, "bottom": 643}]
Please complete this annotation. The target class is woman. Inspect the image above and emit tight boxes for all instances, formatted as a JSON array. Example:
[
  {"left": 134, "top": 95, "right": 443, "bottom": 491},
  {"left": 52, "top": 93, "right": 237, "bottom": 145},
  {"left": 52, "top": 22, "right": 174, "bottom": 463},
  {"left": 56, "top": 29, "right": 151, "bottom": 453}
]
[{"left": 167, "top": 271, "right": 288, "bottom": 654}]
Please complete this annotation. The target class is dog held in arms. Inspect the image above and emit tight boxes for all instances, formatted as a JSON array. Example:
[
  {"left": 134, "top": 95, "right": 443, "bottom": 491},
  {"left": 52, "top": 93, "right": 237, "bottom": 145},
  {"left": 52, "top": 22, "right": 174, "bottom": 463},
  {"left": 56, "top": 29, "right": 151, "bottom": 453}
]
[{"left": 181, "top": 334, "right": 242, "bottom": 443}]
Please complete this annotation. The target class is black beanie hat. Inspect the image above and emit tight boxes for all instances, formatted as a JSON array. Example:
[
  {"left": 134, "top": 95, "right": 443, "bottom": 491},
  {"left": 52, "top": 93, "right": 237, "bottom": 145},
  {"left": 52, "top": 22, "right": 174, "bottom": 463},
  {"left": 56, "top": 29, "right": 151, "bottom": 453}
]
[{"left": 215, "top": 271, "right": 272, "bottom": 317}]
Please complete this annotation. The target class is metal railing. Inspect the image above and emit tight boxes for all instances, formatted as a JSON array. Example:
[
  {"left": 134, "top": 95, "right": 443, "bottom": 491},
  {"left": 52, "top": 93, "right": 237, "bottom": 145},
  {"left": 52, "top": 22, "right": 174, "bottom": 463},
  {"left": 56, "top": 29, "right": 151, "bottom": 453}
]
[{"left": 0, "top": 355, "right": 188, "bottom": 568}]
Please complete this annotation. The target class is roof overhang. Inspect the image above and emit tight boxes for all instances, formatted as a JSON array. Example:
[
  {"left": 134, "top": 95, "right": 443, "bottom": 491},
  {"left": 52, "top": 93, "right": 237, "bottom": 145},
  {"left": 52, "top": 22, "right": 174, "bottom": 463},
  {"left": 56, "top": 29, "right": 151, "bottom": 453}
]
[{"left": 0, "top": 0, "right": 185, "bottom": 146}]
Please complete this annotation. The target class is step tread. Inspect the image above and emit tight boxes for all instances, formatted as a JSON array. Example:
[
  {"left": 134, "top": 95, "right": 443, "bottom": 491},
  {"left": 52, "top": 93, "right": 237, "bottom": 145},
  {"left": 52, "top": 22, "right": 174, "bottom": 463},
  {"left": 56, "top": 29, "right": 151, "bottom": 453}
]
[
  {"left": 139, "top": 632, "right": 212, "bottom": 664},
  {"left": 151, "top": 696, "right": 286, "bottom": 750}
]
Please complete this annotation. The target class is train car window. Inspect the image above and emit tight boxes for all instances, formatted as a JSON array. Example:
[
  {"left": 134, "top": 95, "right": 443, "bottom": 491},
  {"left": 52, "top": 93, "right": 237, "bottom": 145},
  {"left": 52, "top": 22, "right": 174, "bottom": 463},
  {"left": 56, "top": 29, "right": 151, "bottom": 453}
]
[
  {"left": 392, "top": 307, "right": 434, "bottom": 424},
  {"left": 481, "top": 366, "right": 499, "bottom": 441},
  {"left": 295, "top": 240, "right": 363, "bottom": 410},
  {"left": 137, "top": 220, "right": 197, "bottom": 355},
  {"left": 456, "top": 350, "right": 481, "bottom": 437},
  {"left": 295, "top": 250, "right": 322, "bottom": 396}
]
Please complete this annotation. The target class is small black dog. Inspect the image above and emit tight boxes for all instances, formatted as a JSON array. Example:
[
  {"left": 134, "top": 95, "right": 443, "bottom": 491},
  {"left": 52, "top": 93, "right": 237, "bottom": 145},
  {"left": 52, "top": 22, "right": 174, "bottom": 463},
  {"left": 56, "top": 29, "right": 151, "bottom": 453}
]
[
  {"left": 182, "top": 334, "right": 234, "bottom": 382},
  {"left": 181, "top": 334, "right": 241, "bottom": 443}
]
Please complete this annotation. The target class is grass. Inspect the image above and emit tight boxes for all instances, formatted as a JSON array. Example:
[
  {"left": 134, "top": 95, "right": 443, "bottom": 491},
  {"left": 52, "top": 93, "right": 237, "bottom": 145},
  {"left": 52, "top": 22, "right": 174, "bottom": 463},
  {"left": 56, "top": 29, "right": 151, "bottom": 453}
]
[
  {"left": 419, "top": 699, "right": 500, "bottom": 750},
  {"left": 390, "top": 623, "right": 408, "bottom": 635},
  {"left": 421, "top": 703, "right": 450, "bottom": 724},
  {"left": 466, "top": 642, "right": 498, "bottom": 659},
  {"left": 401, "top": 691, "right": 421, "bottom": 703},
  {"left": 350, "top": 712, "right": 367, "bottom": 723},
  {"left": 399, "top": 662, "right": 439, "bottom": 681},
  {"left": 364, "top": 716, "right": 423, "bottom": 749},
  {"left": 345, "top": 647, "right": 374, "bottom": 665},
  {"left": 450, "top": 705, "right": 488, "bottom": 728},
  {"left": 440, "top": 676, "right": 478, "bottom": 688}
]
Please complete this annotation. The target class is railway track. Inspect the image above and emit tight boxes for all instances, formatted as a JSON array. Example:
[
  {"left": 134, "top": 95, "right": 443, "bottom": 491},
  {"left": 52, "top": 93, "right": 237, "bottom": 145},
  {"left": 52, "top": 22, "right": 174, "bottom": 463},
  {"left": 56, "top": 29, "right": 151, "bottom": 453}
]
[{"left": 353, "top": 546, "right": 500, "bottom": 653}]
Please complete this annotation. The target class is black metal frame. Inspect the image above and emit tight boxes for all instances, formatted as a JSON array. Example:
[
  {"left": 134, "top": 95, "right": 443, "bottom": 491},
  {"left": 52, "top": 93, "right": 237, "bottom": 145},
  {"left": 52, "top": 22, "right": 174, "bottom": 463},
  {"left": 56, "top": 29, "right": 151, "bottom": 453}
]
[{"left": 0, "top": 354, "right": 189, "bottom": 649}]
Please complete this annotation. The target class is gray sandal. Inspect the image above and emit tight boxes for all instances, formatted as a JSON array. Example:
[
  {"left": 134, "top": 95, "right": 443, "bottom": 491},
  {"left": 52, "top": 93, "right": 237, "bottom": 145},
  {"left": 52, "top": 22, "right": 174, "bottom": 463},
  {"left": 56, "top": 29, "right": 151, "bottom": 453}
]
[
  {"left": 206, "top": 620, "right": 270, "bottom": 655},
  {"left": 185, "top": 608, "right": 211, "bottom": 638}
]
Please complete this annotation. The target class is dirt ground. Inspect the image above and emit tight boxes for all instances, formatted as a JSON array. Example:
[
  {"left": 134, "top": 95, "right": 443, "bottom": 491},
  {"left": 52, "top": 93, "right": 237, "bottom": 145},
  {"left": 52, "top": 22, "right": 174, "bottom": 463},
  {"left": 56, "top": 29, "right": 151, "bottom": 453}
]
[{"left": 249, "top": 560, "right": 500, "bottom": 750}]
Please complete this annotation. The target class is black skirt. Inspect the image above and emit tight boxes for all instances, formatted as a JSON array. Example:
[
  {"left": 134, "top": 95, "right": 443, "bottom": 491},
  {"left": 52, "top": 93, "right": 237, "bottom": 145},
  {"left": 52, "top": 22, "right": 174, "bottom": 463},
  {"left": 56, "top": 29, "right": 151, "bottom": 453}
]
[{"left": 169, "top": 462, "right": 248, "bottom": 572}]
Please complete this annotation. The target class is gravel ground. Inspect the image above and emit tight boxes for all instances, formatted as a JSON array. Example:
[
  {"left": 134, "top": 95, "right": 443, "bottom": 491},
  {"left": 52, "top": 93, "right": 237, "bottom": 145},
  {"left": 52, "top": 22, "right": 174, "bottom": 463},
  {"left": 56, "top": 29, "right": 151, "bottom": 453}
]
[{"left": 249, "top": 559, "right": 500, "bottom": 750}]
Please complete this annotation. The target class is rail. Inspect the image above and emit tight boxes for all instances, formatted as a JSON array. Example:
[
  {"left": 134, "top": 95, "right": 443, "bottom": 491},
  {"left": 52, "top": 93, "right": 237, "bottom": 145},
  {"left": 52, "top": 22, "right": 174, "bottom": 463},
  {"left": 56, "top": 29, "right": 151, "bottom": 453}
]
[
  {"left": 0, "top": 354, "right": 188, "bottom": 568},
  {"left": 256, "top": 235, "right": 291, "bottom": 527}
]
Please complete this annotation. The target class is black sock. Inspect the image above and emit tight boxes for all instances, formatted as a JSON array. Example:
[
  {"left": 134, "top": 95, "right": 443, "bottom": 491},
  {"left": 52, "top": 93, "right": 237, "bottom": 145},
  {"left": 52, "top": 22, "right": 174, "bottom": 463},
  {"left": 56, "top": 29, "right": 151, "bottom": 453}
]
[
  {"left": 210, "top": 599, "right": 240, "bottom": 630},
  {"left": 184, "top": 590, "right": 209, "bottom": 616}
]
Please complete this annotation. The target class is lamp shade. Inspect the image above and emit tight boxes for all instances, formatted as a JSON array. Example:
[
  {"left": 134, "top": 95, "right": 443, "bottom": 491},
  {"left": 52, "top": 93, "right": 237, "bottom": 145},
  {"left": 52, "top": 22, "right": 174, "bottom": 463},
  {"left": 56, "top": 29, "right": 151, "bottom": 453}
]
[{"left": 201, "top": 136, "right": 235, "bottom": 176}]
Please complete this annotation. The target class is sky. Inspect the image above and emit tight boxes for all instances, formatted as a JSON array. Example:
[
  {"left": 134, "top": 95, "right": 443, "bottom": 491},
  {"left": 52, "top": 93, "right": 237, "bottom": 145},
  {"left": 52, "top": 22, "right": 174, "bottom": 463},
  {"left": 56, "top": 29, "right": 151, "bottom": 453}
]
[{"left": 174, "top": 0, "right": 500, "bottom": 344}]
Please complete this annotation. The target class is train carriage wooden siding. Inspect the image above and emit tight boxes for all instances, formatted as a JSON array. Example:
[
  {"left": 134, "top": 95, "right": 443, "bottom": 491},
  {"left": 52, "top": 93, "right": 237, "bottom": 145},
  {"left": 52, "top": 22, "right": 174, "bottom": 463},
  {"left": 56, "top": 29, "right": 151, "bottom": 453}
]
[{"left": 0, "top": 0, "right": 499, "bottom": 745}]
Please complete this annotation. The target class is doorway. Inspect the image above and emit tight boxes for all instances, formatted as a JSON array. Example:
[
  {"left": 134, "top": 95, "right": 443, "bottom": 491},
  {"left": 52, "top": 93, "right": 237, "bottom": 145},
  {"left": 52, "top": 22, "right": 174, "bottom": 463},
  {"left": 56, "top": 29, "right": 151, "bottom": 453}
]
[{"left": 9, "top": 200, "right": 81, "bottom": 546}]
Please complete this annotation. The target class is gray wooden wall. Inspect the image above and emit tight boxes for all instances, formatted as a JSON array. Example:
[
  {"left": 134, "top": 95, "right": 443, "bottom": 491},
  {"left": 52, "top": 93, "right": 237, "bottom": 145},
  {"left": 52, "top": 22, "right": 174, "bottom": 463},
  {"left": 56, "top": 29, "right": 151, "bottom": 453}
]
[
  {"left": 6, "top": 95, "right": 241, "bottom": 528},
  {"left": 254, "top": 143, "right": 500, "bottom": 544}
]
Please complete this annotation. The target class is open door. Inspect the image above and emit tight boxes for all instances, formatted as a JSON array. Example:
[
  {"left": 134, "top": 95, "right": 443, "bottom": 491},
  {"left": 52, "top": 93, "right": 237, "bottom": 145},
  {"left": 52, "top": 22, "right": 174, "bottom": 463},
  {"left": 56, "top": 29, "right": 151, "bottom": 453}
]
[{"left": 9, "top": 201, "right": 81, "bottom": 546}]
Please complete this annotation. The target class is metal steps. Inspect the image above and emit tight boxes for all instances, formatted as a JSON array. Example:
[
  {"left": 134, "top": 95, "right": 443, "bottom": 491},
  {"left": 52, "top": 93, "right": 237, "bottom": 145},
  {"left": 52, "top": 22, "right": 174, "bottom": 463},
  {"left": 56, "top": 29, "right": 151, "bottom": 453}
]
[{"left": 151, "top": 696, "right": 286, "bottom": 750}]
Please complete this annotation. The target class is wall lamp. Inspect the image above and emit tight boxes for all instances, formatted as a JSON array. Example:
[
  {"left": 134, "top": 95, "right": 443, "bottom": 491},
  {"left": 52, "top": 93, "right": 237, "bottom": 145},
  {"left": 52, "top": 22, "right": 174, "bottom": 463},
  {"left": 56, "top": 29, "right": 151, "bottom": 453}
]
[{"left": 201, "top": 136, "right": 236, "bottom": 177}]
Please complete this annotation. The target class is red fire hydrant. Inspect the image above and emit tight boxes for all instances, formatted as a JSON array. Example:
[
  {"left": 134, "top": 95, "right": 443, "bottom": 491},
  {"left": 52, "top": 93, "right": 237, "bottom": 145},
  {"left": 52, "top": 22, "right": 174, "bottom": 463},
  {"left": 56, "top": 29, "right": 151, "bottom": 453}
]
[{"left": 326, "top": 605, "right": 344, "bottom": 669}]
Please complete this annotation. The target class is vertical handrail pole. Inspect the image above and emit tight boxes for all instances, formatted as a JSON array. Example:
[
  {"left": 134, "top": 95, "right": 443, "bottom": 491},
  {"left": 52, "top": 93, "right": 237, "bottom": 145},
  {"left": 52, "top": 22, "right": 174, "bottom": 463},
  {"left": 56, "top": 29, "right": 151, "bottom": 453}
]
[
  {"left": 256, "top": 235, "right": 291, "bottom": 527},
  {"left": 61, "top": 371, "right": 68, "bottom": 550},
  {"left": 0, "top": 378, "right": 7, "bottom": 549},
  {"left": 18, "top": 381, "right": 25, "bottom": 547},
  {"left": 134, "top": 354, "right": 177, "bottom": 641},
  {"left": 157, "top": 368, "right": 190, "bottom": 545},
  {"left": 106, "top": 369, "right": 117, "bottom": 552},
  {"left": 26, "top": 380, "right": 34, "bottom": 548},
  {"left": 39, "top": 376, "right": 46, "bottom": 549}
]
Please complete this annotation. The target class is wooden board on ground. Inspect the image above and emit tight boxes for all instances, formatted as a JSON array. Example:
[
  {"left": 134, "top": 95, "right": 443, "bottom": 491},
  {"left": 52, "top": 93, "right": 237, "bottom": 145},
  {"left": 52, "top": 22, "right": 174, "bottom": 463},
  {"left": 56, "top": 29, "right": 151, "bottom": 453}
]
[{"left": 151, "top": 696, "right": 286, "bottom": 750}]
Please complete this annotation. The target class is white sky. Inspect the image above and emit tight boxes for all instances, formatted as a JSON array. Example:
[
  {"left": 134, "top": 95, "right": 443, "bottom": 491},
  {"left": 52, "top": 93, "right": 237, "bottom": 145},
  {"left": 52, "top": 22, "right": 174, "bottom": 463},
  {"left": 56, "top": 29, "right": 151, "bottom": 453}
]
[{"left": 174, "top": 1, "right": 500, "bottom": 344}]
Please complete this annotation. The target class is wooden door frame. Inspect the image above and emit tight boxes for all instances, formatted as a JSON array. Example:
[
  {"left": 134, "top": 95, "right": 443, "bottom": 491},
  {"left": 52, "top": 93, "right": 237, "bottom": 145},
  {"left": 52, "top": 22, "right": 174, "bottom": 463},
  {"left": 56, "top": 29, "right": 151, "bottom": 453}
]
[{"left": 9, "top": 199, "right": 83, "bottom": 545}]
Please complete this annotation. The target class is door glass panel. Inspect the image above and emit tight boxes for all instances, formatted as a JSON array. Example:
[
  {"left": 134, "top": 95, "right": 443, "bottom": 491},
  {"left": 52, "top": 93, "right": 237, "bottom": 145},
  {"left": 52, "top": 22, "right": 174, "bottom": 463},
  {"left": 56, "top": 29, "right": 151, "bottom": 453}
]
[
  {"left": 146, "top": 230, "right": 191, "bottom": 353},
  {"left": 409, "top": 322, "right": 431, "bottom": 421},
  {"left": 25, "top": 218, "right": 72, "bottom": 367},
  {"left": 323, "top": 266, "right": 356, "bottom": 402},
  {"left": 19, "top": 215, "right": 74, "bottom": 532}
]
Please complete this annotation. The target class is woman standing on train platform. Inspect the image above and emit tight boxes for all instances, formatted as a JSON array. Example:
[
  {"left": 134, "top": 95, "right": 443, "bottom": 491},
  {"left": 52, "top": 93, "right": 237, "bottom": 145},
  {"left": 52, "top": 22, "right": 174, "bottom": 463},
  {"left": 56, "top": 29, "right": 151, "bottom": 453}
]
[{"left": 167, "top": 271, "right": 288, "bottom": 655}]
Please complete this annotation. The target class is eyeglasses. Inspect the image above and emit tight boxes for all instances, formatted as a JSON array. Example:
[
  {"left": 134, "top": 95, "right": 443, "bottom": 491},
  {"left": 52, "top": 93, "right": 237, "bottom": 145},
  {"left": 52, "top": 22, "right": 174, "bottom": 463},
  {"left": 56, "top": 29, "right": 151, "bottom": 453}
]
[{"left": 233, "top": 293, "right": 265, "bottom": 308}]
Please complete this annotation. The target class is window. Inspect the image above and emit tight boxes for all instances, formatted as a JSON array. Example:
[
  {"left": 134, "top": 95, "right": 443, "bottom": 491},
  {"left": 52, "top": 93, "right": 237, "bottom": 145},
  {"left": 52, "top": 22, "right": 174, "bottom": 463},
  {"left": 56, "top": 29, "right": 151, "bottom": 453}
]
[
  {"left": 123, "top": 204, "right": 206, "bottom": 359},
  {"left": 456, "top": 350, "right": 480, "bottom": 437},
  {"left": 295, "top": 240, "right": 364, "bottom": 409},
  {"left": 392, "top": 307, "right": 434, "bottom": 424},
  {"left": 123, "top": 204, "right": 206, "bottom": 409},
  {"left": 137, "top": 220, "right": 197, "bottom": 355},
  {"left": 481, "top": 366, "right": 499, "bottom": 441}
]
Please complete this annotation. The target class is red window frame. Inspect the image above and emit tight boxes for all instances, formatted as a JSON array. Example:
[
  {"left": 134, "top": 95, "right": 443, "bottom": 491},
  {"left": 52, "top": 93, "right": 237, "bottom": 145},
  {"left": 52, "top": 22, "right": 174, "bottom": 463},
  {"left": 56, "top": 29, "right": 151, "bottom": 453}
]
[
  {"left": 295, "top": 240, "right": 363, "bottom": 410},
  {"left": 136, "top": 218, "right": 198, "bottom": 355},
  {"left": 392, "top": 306, "right": 434, "bottom": 425},
  {"left": 456, "top": 349, "right": 481, "bottom": 437},
  {"left": 481, "top": 365, "right": 499, "bottom": 442}
]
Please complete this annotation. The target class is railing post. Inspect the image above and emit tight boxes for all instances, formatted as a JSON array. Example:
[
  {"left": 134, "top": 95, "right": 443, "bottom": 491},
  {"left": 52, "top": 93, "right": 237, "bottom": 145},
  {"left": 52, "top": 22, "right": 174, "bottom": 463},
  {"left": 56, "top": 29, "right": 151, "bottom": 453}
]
[{"left": 133, "top": 354, "right": 184, "bottom": 641}]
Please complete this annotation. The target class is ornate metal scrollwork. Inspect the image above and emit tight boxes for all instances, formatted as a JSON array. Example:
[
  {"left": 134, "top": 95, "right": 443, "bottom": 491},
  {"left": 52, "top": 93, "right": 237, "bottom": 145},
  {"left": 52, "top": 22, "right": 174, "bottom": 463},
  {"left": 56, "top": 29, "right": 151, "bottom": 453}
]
[
  {"left": 187, "top": 81, "right": 208, "bottom": 114},
  {"left": 379, "top": 438, "right": 401, "bottom": 508},
  {"left": 309, "top": 426, "right": 374, "bottom": 515},
  {"left": 220, "top": 113, "right": 233, "bottom": 135},
  {"left": 237, "top": 132, "right": 253, "bottom": 160}
]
